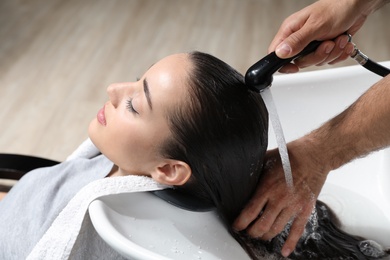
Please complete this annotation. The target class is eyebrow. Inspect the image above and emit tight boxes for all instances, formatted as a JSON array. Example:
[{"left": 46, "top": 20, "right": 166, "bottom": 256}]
[{"left": 143, "top": 78, "right": 152, "bottom": 110}]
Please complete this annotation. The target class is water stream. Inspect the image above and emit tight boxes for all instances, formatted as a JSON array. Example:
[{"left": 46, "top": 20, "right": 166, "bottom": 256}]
[{"left": 261, "top": 88, "right": 294, "bottom": 189}]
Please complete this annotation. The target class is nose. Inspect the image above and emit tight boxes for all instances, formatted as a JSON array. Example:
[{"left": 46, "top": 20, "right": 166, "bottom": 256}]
[{"left": 107, "top": 83, "right": 128, "bottom": 108}]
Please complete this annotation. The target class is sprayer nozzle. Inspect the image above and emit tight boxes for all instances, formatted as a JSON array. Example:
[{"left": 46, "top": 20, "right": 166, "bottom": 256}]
[
  {"left": 245, "top": 58, "right": 274, "bottom": 92},
  {"left": 245, "top": 41, "right": 322, "bottom": 93}
]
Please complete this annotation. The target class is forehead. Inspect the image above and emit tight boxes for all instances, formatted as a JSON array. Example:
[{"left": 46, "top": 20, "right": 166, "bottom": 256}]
[
  {"left": 144, "top": 53, "right": 192, "bottom": 107},
  {"left": 143, "top": 53, "right": 191, "bottom": 121},
  {"left": 147, "top": 53, "right": 191, "bottom": 79}
]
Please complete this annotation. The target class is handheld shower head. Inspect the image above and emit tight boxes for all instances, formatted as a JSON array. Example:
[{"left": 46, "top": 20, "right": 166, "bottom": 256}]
[
  {"left": 245, "top": 41, "right": 322, "bottom": 92},
  {"left": 245, "top": 34, "right": 390, "bottom": 93}
]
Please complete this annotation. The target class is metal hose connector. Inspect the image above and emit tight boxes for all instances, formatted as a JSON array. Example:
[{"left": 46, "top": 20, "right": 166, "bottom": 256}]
[{"left": 350, "top": 44, "right": 369, "bottom": 66}]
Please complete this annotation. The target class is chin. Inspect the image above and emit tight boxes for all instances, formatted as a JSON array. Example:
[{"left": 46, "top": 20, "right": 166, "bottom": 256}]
[{"left": 88, "top": 119, "right": 100, "bottom": 148}]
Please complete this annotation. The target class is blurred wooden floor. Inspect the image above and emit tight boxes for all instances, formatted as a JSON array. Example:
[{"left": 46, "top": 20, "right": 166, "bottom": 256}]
[{"left": 1, "top": 0, "right": 390, "bottom": 161}]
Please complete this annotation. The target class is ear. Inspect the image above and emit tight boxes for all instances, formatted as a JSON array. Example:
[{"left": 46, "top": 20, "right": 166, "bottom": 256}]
[{"left": 151, "top": 160, "right": 191, "bottom": 186}]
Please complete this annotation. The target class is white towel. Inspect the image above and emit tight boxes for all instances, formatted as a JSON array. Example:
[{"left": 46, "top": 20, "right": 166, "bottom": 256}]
[
  {"left": 27, "top": 139, "right": 169, "bottom": 260},
  {"left": 66, "top": 138, "right": 100, "bottom": 161}
]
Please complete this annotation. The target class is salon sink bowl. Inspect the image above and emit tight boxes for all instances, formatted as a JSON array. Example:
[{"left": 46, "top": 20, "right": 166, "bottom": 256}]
[
  {"left": 89, "top": 192, "right": 248, "bottom": 260},
  {"left": 89, "top": 62, "right": 390, "bottom": 259}
]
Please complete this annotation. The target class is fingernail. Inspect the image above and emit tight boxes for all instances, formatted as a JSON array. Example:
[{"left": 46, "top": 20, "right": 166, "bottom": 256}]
[
  {"left": 282, "top": 248, "right": 291, "bottom": 257},
  {"left": 283, "top": 68, "right": 294, "bottom": 74},
  {"left": 346, "top": 44, "right": 354, "bottom": 55},
  {"left": 325, "top": 44, "right": 334, "bottom": 54},
  {"left": 248, "top": 229, "right": 263, "bottom": 238},
  {"left": 255, "top": 232, "right": 264, "bottom": 238},
  {"left": 339, "top": 36, "right": 348, "bottom": 49},
  {"left": 232, "top": 224, "right": 242, "bottom": 232},
  {"left": 276, "top": 43, "right": 292, "bottom": 58}
]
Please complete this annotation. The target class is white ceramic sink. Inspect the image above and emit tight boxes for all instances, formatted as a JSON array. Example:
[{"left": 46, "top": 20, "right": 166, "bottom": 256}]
[
  {"left": 89, "top": 62, "right": 390, "bottom": 259},
  {"left": 89, "top": 193, "right": 249, "bottom": 260}
]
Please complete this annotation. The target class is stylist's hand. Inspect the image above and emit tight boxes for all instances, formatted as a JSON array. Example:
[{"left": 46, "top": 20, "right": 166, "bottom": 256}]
[
  {"left": 269, "top": 0, "right": 378, "bottom": 73},
  {"left": 233, "top": 138, "right": 329, "bottom": 257}
]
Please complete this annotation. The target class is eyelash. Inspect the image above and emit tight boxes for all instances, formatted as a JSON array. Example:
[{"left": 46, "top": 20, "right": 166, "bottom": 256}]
[
  {"left": 125, "top": 78, "right": 140, "bottom": 114},
  {"left": 126, "top": 98, "right": 138, "bottom": 114}
]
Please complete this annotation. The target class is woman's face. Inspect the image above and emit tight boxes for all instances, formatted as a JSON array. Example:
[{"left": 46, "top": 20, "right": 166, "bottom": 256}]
[{"left": 89, "top": 53, "right": 190, "bottom": 177}]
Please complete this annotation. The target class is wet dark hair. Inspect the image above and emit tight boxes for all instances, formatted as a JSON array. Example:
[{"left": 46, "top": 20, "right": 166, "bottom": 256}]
[
  {"left": 160, "top": 51, "right": 390, "bottom": 259},
  {"left": 161, "top": 51, "right": 268, "bottom": 224}
]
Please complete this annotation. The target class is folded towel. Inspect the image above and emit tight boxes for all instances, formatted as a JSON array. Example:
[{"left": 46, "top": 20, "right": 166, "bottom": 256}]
[
  {"left": 27, "top": 138, "right": 169, "bottom": 260},
  {"left": 66, "top": 138, "right": 100, "bottom": 161}
]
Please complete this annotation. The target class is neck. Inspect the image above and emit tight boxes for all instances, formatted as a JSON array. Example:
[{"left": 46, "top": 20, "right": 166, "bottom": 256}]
[{"left": 106, "top": 165, "right": 120, "bottom": 177}]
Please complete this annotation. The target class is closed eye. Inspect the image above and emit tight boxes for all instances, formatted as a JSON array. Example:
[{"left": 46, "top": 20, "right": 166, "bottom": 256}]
[{"left": 126, "top": 98, "right": 139, "bottom": 114}]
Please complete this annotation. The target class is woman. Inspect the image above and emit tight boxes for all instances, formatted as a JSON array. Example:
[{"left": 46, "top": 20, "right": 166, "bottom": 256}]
[
  {"left": 0, "top": 52, "right": 267, "bottom": 259},
  {"left": 0, "top": 52, "right": 388, "bottom": 259}
]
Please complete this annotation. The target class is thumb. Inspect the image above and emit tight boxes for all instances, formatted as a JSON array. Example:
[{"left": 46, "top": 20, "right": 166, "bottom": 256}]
[{"left": 275, "top": 29, "right": 317, "bottom": 59}]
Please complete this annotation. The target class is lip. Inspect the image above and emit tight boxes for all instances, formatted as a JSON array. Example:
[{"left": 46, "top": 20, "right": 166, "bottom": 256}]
[{"left": 97, "top": 105, "right": 107, "bottom": 126}]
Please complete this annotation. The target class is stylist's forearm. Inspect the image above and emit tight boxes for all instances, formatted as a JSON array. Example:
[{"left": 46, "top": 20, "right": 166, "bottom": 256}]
[
  {"left": 305, "top": 75, "right": 390, "bottom": 171},
  {"left": 346, "top": 0, "right": 388, "bottom": 16},
  {"left": 363, "top": 0, "right": 390, "bottom": 14}
]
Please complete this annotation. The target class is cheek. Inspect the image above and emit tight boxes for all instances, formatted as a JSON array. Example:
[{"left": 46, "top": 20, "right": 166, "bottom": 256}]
[
  {"left": 94, "top": 127, "right": 135, "bottom": 169},
  {"left": 105, "top": 119, "right": 149, "bottom": 160},
  {"left": 87, "top": 115, "right": 134, "bottom": 155}
]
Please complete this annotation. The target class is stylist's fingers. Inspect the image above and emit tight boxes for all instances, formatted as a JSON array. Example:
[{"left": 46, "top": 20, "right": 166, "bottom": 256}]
[
  {"left": 282, "top": 35, "right": 355, "bottom": 71},
  {"left": 292, "top": 40, "right": 335, "bottom": 68},
  {"left": 258, "top": 184, "right": 312, "bottom": 242},
  {"left": 270, "top": 18, "right": 322, "bottom": 73},
  {"left": 246, "top": 199, "right": 285, "bottom": 238},
  {"left": 293, "top": 34, "right": 351, "bottom": 68},
  {"left": 233, "top": 149, "right": 282, "bottom": 231},
  {"left": 278, "top": 41, "right": 334, "bottom": 73},
  {"left": 278, "top": 63, "right": 300, "bottom": 74},
  {"left": 259, "top": 207, "right": 295, "bottom": 241},
  {"left": 232, "top": 189, "right": 268, "bottom": 232},
  {"left": 274, "top": 29, "right": 317, "bottom": 59},
  {"left": 268, "top": 10, "right": 313, "bottom": 57},
  {"left": 268, "top": 16, "right": 299, "bottom": 53},
  {"left": 316, "top": 35, "right": 352, "bottom": 65},
  {"left": 281, "top": 205, "right": 314, "bottom": 257},
  {"left": 329, "top": 42, "right": 355, "bottom": 64}
]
